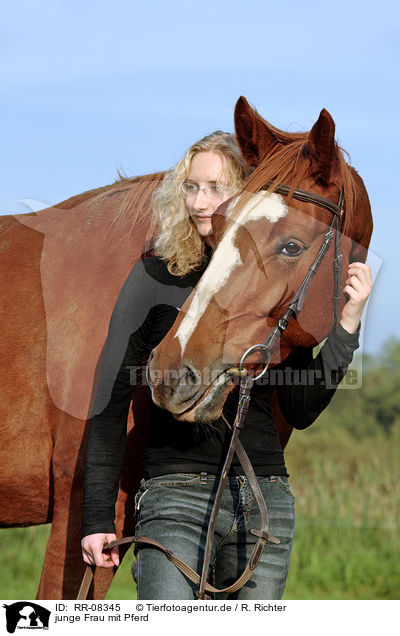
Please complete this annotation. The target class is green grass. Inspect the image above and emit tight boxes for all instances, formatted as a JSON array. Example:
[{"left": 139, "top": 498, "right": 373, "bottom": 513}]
[
  {"left": 284, "top": 523, "right": 398, "bottom": 599},
  {"left": 1, "top": 423, "right": 398, "bottom": 600},
  {"left": 0, "top": 525, "right": 51, "bottom": 599},
  {"left": 282, "top": 420, "right": 400, "bottom": 599}
]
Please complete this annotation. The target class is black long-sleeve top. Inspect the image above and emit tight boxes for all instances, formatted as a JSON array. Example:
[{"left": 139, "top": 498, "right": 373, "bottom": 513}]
[{"left": 82, "top": 254, "right": 360, "bottom": 537}]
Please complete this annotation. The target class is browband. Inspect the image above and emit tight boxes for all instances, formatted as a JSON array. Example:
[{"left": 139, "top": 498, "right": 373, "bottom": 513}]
[{"left": 262, "top": 182, "right": 343, "bottom": 217}]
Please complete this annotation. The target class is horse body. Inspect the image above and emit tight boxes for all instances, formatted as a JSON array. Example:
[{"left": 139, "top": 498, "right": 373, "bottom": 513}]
[
  {"left": 0, "top": 175, "right": 162, "bottom": 598},
  {"left": 0, "top": 217, "right": 52, "bottom": 527}
]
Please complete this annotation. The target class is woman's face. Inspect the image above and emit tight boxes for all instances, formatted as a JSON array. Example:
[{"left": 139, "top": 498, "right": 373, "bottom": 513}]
[{"left": 184, "top": 151, "right": 232, "bottom": 240}]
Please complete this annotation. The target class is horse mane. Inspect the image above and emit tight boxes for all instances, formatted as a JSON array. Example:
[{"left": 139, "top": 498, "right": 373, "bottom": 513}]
[
  {"left": 238, "top": 129, "right": 357, "bottom": 237},
  {"left": 50, "top": 171, "right": 165, "bottom": 248},
  {"left": 103, "top": 172, "right": 165, "bottom": 245}
]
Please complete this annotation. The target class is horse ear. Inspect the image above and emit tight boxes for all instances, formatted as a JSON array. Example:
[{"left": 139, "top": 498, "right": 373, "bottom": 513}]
[
  {"left": 308, "top": 109, "right": 337, "bottom": 184},
  {"left": 234, "top": 96, "right": 279, "bottom": 167}
]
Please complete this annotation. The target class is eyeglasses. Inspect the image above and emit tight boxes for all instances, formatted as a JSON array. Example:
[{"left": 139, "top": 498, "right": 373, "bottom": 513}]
[{"left": 181, "top": 181, "right": 232, "bottom": 200}]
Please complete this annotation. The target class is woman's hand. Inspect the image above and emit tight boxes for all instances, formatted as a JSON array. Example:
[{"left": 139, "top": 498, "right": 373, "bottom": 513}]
[
  {"left": 340, "top": 262, "right": 373, "bottom": 334},
  {"left": 81, "top": 533, "right": 119, "bottom": 568}
]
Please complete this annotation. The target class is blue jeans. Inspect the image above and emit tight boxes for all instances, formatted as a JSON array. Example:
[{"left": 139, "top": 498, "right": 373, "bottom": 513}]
[{"left": 132, "top": 473, "right": 295, "bottom": 600}]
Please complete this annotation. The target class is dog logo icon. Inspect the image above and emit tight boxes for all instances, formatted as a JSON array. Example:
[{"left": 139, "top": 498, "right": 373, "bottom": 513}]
[{"left": 3, "top": 602, "right": 51, "bottom": 633}]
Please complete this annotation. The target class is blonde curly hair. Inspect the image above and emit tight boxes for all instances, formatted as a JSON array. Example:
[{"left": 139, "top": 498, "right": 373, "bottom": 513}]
[{"left": 152, "top": 131, "right": 246, "bottom": 275}]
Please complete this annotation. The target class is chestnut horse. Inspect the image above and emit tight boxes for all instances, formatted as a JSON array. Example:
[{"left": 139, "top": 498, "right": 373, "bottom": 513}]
[
  {"left": 0, "top": 97, "right": 372, "bottom": 600},
  {"left": 0, "top": 173, "right": 164, "bottom": 599},
  {"left": 149, "top": 97, "right": 373, "bottom": 429}
]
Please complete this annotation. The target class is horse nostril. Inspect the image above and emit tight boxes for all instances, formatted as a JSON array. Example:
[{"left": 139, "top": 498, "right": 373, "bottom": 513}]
[{"left": 179, "top": 364, "right": 200, "bottom": 387}]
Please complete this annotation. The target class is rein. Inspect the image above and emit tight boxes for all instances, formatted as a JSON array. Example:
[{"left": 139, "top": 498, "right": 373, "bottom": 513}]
[
  {"left": 197, "top": 183, "right": 344, "bottom": 597},
  {"left": 78, "top": 184, "right": 344, "bottom": 601}
]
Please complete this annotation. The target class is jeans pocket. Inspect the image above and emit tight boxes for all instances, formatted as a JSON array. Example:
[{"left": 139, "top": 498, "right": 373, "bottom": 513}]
[
  {"left": 135, "top": 474, "right": 203, "bottom": 519},
  {"left": 269, "top": 476, "right": 295, "bottom": 500}
]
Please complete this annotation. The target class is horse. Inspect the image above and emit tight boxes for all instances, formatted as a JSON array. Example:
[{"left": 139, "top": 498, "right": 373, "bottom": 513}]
[
  {"left": 0, "top": 173, "right": 164, "bottom": 598},
  {"left": 149, "top": 96, "right": 373, "bottom": 433},
  {"left": 0, "top": 96, "right": 372, "bottom": 600}
]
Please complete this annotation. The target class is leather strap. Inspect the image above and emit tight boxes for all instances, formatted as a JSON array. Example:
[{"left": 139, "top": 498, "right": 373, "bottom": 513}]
[
  {"left": 78, "top": 512, "right": 278, "bottom": 601},
  {"left": 262, "top": 182, "right": 342, "bottom": 217},
  {"left": 77, "top": 422, "right": 280, "bottom": 601},
  {"left": 197, "top": 376, "right": 279, "bottom": 599}
]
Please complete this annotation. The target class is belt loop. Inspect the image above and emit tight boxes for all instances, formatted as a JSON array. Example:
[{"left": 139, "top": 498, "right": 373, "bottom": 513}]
[{"left": 200, "top": 472, "right": 207, "bottom": 485}]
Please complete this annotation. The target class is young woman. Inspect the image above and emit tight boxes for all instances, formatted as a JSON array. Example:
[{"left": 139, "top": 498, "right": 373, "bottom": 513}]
[{"left": 81, "top": 131, "right": 372, "bottom": 600}]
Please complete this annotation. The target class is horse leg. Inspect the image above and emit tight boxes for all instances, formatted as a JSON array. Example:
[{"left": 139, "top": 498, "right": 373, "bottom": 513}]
[
  {"left": 36, "top": 408, "right": 140, "bottom": 600},
  {"left": 35, "top": 409, "right": 109, "bottom": 599},
  {"left": 36, "top": 473, "right": 116, "bottom": 599}
]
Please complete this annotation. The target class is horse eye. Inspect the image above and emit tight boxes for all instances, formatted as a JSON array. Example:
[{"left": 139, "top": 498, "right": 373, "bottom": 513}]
[{"left": 281, "top": 241, "right": 304, "bottom": 256}]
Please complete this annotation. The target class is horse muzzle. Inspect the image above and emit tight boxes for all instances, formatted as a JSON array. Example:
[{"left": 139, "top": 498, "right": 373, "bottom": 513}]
[{"left": 147, "top": 351, "right": 237, "bottom": 422}]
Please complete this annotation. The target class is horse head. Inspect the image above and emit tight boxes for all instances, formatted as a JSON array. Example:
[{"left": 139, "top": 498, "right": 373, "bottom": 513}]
[{"left": 148, "top": 96, "right": 373, "bottom": 423}]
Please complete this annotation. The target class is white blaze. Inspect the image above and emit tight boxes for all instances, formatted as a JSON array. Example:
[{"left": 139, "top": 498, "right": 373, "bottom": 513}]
[{"left": 175, "top": 192, "right": 288, "bottom": 354}]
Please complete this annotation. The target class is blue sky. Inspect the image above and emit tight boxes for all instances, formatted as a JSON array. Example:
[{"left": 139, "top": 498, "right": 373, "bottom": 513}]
[{"left": 1, "top": 0, "right": 399, "bottom": 354}]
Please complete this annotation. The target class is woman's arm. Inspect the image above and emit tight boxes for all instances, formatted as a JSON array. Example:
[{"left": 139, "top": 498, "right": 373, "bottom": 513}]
[
  {"left": 81, "top": 261, "right": 156, "bottom": 567},
  {"left": 276, "top": 263, "right": 373, "bottom": 429}
]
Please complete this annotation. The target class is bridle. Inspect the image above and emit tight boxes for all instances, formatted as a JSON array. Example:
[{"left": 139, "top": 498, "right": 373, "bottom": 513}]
[
  {"left": 239, "top": 183, "right": 344, "bottom": 382},
  {"left": 197, "top": 182, "right": 344, "bottom": 598},
  {"left": 78, "top": 183, "right": 344, "bottom": 601}
]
